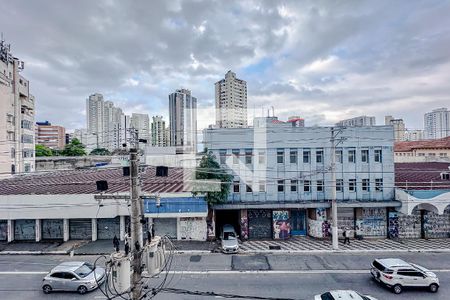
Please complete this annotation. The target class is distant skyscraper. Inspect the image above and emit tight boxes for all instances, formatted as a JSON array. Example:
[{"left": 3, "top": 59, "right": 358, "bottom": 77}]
[
  {"left": 35, "top": 121, "right": 66, "bottom": 150},
  {"left": 215, "top": 70, "right": 248, "bottom": 128},
  {"left": 385, "top": 115, "right": 405, "bottom": 141},
  {"left": 336, "top": 116, "right": 376, "bottom": 127},
  {"left": 131, "top": 113, "right": 150, "bottom": 142},
  {"left": 424, "top": 108, "right": 450, "bottom": 139},
  {"left": 151, "top": 115, "right": 169, "bottom": 147},
  {"left": 404, "top": 130, "right": 424, "bottom": 141},
  {"left": 169, "top": 89, "right": 197, "bottom": 153}
]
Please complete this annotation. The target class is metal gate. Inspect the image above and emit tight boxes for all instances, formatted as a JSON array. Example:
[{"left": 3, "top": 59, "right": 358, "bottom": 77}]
[
  {"left": 14, "top": 219, "right": 36, "bottom": 241},
  {"left": 0, "top": 220, "right": 7, "bottom": 241},
  {"left": 291, "top": 210, "right": 307, "bottom": 235},
  {"left": 153, "top": 218, "right": 177, "bottom": 239},
  {"left": 42, "top": 219, "right": 63, "bottom": 240},
  {"left": 97, "top": 217, "right": 120, "bottom": 240},
  {"left": 248, "top": 209, "right": 272, "bottom": 239},
  {"left": 69, "top": 219, "right": 92, "bottom": 240}
]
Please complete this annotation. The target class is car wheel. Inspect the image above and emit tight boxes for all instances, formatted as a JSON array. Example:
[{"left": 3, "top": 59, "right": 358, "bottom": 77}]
[
  {"left": 78, "top": 285, "right": 88, "bottom": 295},
  {"left": 393, "top": 284, "right": 402, "bottom": 294},
  {"left": 429, "top": 283, "right": 439, "bottom": 293},
  {"left": 42, "top": 285, "right": 52, "bottom": 294}
]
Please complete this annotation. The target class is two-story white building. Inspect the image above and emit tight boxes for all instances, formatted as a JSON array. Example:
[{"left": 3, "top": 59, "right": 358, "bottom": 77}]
[{"left": 203, "top": 116, "right": 401, "bottom": 240}]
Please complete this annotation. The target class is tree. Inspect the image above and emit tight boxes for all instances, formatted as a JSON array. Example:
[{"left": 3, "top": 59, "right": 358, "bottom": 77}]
[
  {"left": 61, "top": 138, "right": 87, "bottom": 156},
  {"left": 35, "top": 144, "right": 53, "bottom": 157},
  {"left": 90, "top": 148, "right": 111, "bottom": 156},
  {"left": 192, "top": 149, "right": 232, "bottom": 206}
]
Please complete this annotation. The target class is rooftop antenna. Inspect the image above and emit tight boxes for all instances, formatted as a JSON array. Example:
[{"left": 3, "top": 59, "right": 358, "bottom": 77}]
[{"left": 271, "top": 106, "right": 275, "bottom": 117}]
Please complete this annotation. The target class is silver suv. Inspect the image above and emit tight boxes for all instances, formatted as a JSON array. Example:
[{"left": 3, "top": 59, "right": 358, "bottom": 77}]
[{"left": 370, "top": 258, "right": 439, "bottom": 294}]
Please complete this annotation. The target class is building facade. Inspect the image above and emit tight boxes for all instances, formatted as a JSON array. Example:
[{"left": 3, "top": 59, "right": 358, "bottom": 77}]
[
  {"left": 151, "top": 115, "right": 169, "bottom": 147},
  {"left": 394, "top": 137, "right": 450, "bottom": 163},
  {"left": 204, "top": 116, "right": 398, "bottom": 240},
  {"left": 35, "top": 121, "right": 66, "bottom": 150},
  {"left": 385, "top": 116, "right": 405, "bottom": 141},
  {"left": 215, "top": 70, "right": 248, "bottom": 128},
  {"left": 0, "top": 39, "right": 35, "bottom": 175},
  {"left": 424, "top": 108, "right": 450, "bottom": 139},
  {"left": 404, "top": 130, "right": 423, "bottom": 141},
  {"left": 336, "top": 116, "right": 376, "bottom": 127},
  {"left": 169, "top": 89, "right": 197, "bottom": 153},
  {"left": 131, "top": 113, "right": 150, "bottom": 142}
]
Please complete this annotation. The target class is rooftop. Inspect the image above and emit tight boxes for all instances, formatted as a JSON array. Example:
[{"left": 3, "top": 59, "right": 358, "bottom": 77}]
[
  {"left": 395, "top": 136, "right": 450, "bottom": 152},
  {"left": 395, "top": 162, "right": 450, "bottom": 190}
]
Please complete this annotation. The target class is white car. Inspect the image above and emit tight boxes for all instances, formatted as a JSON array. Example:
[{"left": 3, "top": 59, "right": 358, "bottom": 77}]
[
  {"left": 314, "top": 290, "right": 377, "bottom": 300},
  {"left": 220, "top": 224, "right": 239, "bottom": 253},
  {"left": 370, "top": 258, "right": 439, "bottom": 294}
]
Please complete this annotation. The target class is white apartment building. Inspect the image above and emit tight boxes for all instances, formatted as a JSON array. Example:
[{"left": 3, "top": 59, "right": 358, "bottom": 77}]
[
  {"left": 169, "top": 89, "right": 197, "bottom": 153},
  {"left": 203, "top": 116, "right": 398, "bottom": 240},
  {"left": 0, "top": 40, "right": 35, "bottom": 176},
  {"left": 151, "top": 115, "right": 169, "bottom": 146},
  {"left": 336, "top": 115, "right": 376, "bottom": 127},
  {"left": 215, "top": 70, "right": 248, "bottom": 128},
  {"left": 424, "top": 108, "right": 450, "bottom": 139},
  {"left": 404, "top": 129, "right": 423, "bottom": 141},
  {"left": 131, "top": 113, "right": 150, "bottom": 142},
  {"left": 385, "top": 115, "right": 406, "bottom": 141}
]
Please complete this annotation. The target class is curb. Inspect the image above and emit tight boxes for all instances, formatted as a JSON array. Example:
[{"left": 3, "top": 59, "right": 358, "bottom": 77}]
[{"left": 0, "top": 250, "right": 68, "bottom": 255}]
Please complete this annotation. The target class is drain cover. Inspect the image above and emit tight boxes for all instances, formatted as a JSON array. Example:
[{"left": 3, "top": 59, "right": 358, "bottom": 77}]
[{"left": 269, "top": 245, "right": 281, "bottom": 250}]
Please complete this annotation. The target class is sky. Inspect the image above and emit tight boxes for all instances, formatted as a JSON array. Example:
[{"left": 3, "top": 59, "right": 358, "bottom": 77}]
[{"left": 1, "top": 0, "right": 450, "bottom": 132}]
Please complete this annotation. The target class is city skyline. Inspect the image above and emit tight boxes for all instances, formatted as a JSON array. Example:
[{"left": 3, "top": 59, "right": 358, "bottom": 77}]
[{"left": 1, "top": 1, "right": 449, "bottom": 132}]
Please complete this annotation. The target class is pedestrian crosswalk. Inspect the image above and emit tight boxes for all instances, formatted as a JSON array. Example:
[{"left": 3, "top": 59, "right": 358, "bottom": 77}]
[{"left": 239, "top": 236, "right": 450, "bottom": 252}]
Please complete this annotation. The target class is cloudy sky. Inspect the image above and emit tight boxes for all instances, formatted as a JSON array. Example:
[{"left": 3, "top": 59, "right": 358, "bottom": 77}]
[{"left": 1, "top": 0, "right": 450, "bottom": 132}]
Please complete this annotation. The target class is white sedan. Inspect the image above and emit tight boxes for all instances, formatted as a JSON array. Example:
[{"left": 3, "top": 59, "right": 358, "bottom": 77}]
[{"left": 314, "top": 290, "right": 377, "bottom": 300}]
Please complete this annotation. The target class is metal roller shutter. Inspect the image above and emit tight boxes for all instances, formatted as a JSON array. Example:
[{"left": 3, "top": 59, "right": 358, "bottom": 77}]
[
  {"left": 14, "top": 220, "right": 36, "bottom": 241},
  {"left": 154, "top": 218, "right": 177, "bottom": 239},
  {"left": 248, "top": 209, "right": 272, "bottom": 239},
  {"left": 69, "top": 219, "right": 92, "bottom": 240},
  {"left": 0, "top": 220, "right": 7, "bottom": 241},
  {"left": 42, "top": 219, "right": 64, "bottom": 240},
  {"left": 97, "top": 217, "right": 120, "bottom": 240}
]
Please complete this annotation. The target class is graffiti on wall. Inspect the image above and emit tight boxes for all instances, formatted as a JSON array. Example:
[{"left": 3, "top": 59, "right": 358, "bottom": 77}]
[
  {"left": 356, "top": 208, "right": 387, "bottom": 237},
  {"left": 308, "top": 218, "right": 330, "bottom": 238},
  {"left": 316, "top": 208, "right": 326, "bottom": 221},
  {"left": 397, "top": 213, "right": 421, "bottom": 239},
  {"left": 423, "top": 212, "right": 450, "bottom": 239},
  {"left": 388, "top": 212, "right": 399, "bottom": 238},
  {"left": 179, "top": 217, "right": 207, "bottom": 240},
  {"left": 240, "top": 210, "right": 249, "bottom": 240},
  {"left": 273, "top": 210, "right": 290, "bottom": 239}
]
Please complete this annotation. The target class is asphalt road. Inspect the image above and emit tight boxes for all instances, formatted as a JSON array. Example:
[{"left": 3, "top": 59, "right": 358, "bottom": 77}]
[{"left": 0, "top": 253, "right": 449, "bottom": 300}]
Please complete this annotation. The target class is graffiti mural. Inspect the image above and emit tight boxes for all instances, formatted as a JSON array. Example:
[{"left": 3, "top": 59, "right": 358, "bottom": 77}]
[
  {"left": 388, "top": 212, "right": 399, "bottom": 238},
  {"left": 356, "top": 208, "right": 387, "bottom": 237},
  {"left": 240, "top": 210, "right": 249, "bottom": 240},
  {"left": 308, "top": 218, "right": 330, "bottom": 238},
  {"left": 179, "top": 217, "right": 207, "bottom": 240},
  {"left": 273, "top": 210, "right": 290, "bottom": 239},
  {"left": 423, "top": 212, "right": 450, "bottom": 239}
]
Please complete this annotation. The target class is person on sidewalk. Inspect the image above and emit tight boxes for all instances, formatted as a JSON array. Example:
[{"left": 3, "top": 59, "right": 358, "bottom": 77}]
[
  {"left": 343, "top": 227, "right": 350, "bottom": 245},
  {"left": 113, "top": 235, "right": 120, "bottom": 252}
]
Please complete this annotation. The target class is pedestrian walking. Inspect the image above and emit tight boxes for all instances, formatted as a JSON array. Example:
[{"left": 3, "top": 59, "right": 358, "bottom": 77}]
[{"left": 343, "top": 227, "right": 350, "bottom": 245}]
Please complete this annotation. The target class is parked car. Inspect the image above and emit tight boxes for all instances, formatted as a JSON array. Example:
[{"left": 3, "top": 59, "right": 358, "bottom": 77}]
[
  {"left": 42, "top": 261, "right": 106, "bottom": 294},
  {"left": 314, "top": 290, "right": 377, "bottom": 300},
  {"left": 370, "top": 258, "right": 439, "bottom": 294},
  {"left": 220, "top": 224, "right": 239, "bottom": 253}
]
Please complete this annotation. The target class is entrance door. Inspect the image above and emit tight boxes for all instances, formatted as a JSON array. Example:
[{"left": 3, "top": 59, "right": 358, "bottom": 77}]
[{"left": 291, "top": 210, "right": 306, "bottom": 235}]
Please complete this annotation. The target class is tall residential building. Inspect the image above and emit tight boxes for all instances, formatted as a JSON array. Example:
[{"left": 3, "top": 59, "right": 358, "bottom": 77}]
[
  {"left": 385, "top": 116, "right": 405, "bottom": 141},
  {"left": 151, "top": 115, "right": 169, "bottom": 147},
  {"left": 215, "top": 70, "right": 248, "bottom": 128},
  {"left": 404, "top": 130, "right": 423, "bottom": 141},
  {"left": 35, "top": 121, "right": 66, "bottom": 150},
  {"left": 336, "top": 116, "right": 376, "bottom": 127},
  {"left": 169, "top": 89, "right": 197, "bottom": 153},
  {"left": 424, "top": 108, "right": 450, "bottom": 139},
  {"left": 0, "top": 40, "right": 35, "bottom": 175},
  {"left": 131, "top": 113, "right": 150, "bottom": 142}
]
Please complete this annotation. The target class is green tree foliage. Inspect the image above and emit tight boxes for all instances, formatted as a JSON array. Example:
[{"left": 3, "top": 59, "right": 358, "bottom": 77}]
[
  {"left": 61, "top": 138, "right": 87, "bottom": 156},
  {"left": 193, "top": 149, "right": 232, "bottom": 206},
  {"left": 35, "top": 144, "right": 53, "bottom": 157},
  {"left": 89, "top": 148, "right": 111, "bottom": 156}
]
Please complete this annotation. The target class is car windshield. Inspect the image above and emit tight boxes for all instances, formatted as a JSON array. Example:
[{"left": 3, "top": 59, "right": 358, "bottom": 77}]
[
  {"left": 74, "top": 263, "right": 94, "bottom": 278},
  {"left": 411, "top": 263, "right": 429, "bottom": 272},
  {"left": 320, "top": 292, "right": 334, "bottom": 300},
  {"left": 224, "top": 232, "right": 236, "bottom": 240}
]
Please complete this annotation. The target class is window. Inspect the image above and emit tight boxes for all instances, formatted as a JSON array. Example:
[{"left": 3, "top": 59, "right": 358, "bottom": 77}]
[
  {"left": 277, "top": 180, "right": 284, "bottom": 192},
  {"left": 290, "top": 149, "right": 298, "bottom": 164},
  {"left": 303, "top": 150, "right": 310, "bottom": 163},
  {"left": 348, "top": 150, "right": 355, "bottom": 163},
  {"left": 349, "top": 179, "right": 356, "bottom": 192},
  {"left": 374, "top": 149, "right": 382, "bottom": 162},
  {"left": 245, "top": 149, "right": 252, "bottom": 164},
  {"left": 259, "top": 181, "right": 266, "bottom": 192},
  {"left": 21, "top": 134, "right": 33, "bottom": 144},
  {"left": 246, "top": 182, "right": 252, "bottom": 193},
  {"left": 258, "top": 151, "right": 265, "bottom": 164},
  {"left": 21, "top": 119, "right": 33, "bottom": 129},
  {"left": 362, "top": 179, "right": 370, "bottom": 192},
  {"left": 10, "top": 148, "right": 15, "bottom": 159},
  {"left": 233, "top": 181, "right": 240, "bottom": 193},
  {"left": 336, "top": 150, "right": 343, "bottom": 163},
  {"left": 303, "top": 180, "right": 311, "bottom": 192},
  {"left": 291, "top": 180, "right": 297, "bottom": 192},
  {"left": 232, "top": 149, "right": 240, "bottom": 164},
  {"left": 397, "top": 270, "right": 423, "bottom": 277},
  {"left": 336, "top": 179, "right": 343, "bottom": 192},
  {"left": 361, "top": 149, "right": 369, "bottom": 163},
  {"left": 440, "top": 153, "right": 447, "bottom": 157},
  {"left": 50, "top": 272, "right": 65, "bottom": 279},
  {"left": 316, "top": 180, "right": 324, "bottom": 192},
  {"left": 219, "top": 149, "right": 227, "bottom": 164},
  {"left": 277, "top": 148, "right": 284, "bottom": 163},
  {"left": 316, "top": 149, "right": 323, "bottom": 163},
  {"left": 375, "top": 178, "right": 383, "bottom": 191}
]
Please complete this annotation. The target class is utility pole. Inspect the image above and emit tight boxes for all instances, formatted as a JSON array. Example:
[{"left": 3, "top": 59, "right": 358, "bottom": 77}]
[{"left": 330, "top": 127, "right": 338, "bottom": 250}]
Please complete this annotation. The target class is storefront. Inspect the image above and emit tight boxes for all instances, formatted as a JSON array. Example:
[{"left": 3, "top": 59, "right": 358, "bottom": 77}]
[
  {"left": 41, "top": 219, "right": 64, "bottom": 240},
  {"left": 247, "top": 209, "right": 272, "bottom": 239}
]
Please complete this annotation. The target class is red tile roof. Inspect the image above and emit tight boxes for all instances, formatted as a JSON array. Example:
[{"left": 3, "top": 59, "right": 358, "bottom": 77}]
[
  {"left": 395, "top": 136, "right": 450, "bottom": 152},
  {"left": 0, "top": 166, "right": 193, "bottom": 195},
  {"left": 395, "top": 162, "right": 450, "bottom": 190}
]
